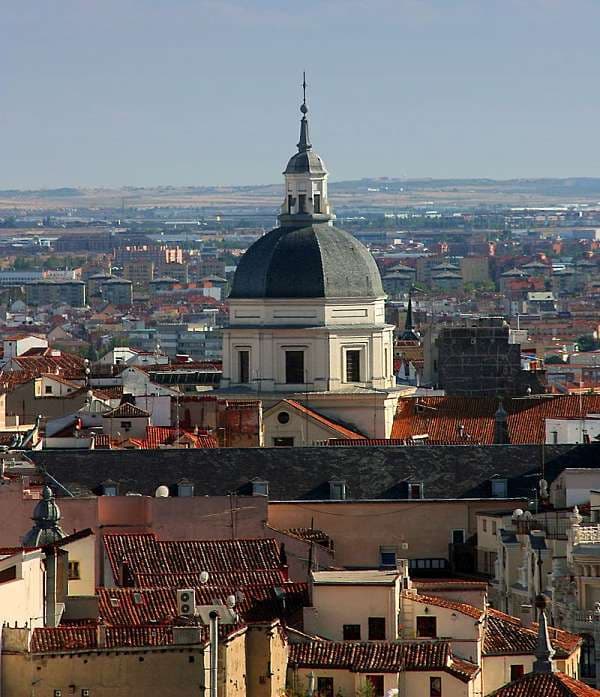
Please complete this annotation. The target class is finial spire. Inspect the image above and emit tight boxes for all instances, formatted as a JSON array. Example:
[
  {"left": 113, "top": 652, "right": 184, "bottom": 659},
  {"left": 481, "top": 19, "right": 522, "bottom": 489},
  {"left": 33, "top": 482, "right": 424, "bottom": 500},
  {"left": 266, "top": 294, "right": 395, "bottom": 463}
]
[
  {"left": 533, "top": 594, "right": 555, "bottom": 673},
  {"left": 297, "top": 71, "right": 311, "bottom": 152}
]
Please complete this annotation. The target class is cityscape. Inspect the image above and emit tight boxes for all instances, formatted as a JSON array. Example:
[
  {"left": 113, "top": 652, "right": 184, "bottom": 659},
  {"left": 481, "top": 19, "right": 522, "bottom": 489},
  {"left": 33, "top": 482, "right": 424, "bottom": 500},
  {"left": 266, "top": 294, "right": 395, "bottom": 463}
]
[{"left": 3, "top": 2, "right": 600, "bottom": 696}]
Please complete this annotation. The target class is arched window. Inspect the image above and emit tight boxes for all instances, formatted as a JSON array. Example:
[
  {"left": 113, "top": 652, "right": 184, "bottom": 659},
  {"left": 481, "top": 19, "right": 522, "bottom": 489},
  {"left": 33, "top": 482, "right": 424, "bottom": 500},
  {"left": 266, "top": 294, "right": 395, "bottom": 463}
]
[{"left": 581, "top": 634, "right": 596, "bottom": 679}]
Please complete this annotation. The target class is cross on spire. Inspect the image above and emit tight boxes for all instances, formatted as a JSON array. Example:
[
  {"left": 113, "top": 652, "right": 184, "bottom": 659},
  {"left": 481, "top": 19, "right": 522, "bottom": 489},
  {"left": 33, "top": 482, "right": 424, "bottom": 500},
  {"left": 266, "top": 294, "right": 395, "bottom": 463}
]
[{"left": 297, "top": 71, "right": 311, "bottom": 152}]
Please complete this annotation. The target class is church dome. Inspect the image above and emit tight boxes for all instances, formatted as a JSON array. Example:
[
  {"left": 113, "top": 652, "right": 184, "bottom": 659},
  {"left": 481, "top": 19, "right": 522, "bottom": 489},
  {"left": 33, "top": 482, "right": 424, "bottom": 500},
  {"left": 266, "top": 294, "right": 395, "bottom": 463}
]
[
  {"left": 229, "top": 223, "right": 384, "bottom": 299},
  {"left": 284, "top": 149, "right": 326, "bottom": 174}
]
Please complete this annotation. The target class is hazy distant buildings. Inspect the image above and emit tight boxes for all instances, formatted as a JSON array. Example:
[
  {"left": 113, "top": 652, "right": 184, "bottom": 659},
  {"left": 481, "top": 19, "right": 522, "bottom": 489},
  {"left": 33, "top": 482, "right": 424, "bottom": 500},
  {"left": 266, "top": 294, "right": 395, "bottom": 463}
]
[{"left": 25, "top": 280, "right": 86, "bottom": 308}]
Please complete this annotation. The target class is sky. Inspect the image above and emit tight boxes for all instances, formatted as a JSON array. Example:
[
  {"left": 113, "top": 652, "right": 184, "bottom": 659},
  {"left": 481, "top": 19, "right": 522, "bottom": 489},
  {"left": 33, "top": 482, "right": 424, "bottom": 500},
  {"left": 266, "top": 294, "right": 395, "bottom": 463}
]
[{"left": 2, "top": 0, "right": 600, "bottom": 188}]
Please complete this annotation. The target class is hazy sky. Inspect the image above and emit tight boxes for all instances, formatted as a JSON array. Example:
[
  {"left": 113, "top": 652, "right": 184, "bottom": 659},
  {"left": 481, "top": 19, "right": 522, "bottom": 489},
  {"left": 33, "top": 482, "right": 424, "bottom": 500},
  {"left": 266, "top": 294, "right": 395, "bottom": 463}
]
[{"left": 2, "top": 0, "right": 600, "bottom": 188}]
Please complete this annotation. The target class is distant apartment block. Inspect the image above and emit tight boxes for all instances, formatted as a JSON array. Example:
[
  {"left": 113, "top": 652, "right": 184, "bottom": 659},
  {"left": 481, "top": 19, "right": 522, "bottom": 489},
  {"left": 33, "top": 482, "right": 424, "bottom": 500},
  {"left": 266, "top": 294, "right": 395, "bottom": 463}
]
[{"left": 25, "top": 280, "right": 86, "bottom": 308}]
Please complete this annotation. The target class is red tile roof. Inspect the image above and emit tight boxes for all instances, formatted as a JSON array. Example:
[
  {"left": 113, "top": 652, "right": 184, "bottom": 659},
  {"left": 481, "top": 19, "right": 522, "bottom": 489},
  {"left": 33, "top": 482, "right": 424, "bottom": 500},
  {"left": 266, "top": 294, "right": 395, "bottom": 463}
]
[
  {"left": 391, "top": 395, "right": 600, "bottom": 444},
  {"left": 123, "top": 426, "right": 217, "bottom": 449},
  {"left": 487, "top": 671, "right": 600, "bottom": 697},
  {"left": 132, "top": 569, "right": 289, "bottom": 588},
  {"left": 275, "top": 400, "right": 365, "bottom": 440},
  {"left": 103, "top": 534, "right": 284, "bottom": 582},
  {"left": 484, "top": 608, "right": 581, "bottom": 659},
  {"left": 404, "top": 592, "right": 484, "bottom": 620},
  {"left": 289, "top": 640, "right": 478, "bottom": 682}
]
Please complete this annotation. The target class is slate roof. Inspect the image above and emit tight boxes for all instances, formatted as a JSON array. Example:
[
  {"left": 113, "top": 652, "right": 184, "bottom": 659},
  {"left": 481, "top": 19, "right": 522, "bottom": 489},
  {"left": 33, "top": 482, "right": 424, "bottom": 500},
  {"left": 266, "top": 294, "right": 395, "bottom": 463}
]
[
  {"left": 483, "top": 609, "right": 580, "bottom": 659},
  {"left": 228, "top": 224, "right": 384, "bottom": 300},
  {"left": 392, "top": 395, "right": 600, "bottom": 445},
  {"left": 29, "top": 443, "right": 600, "bottom": 500},
  {"left": 487, "top": 671, "right": 600, "bottom": 697},
  {"left": 288, "top": 640, "right": 478, "bottom": 682}
]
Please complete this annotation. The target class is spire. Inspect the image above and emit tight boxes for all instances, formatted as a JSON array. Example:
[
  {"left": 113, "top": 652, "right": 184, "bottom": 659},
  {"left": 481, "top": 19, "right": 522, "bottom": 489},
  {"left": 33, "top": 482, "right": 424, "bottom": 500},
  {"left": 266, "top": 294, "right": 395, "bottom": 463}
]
[
  {"left": 297, "top": 72, "right": 311, "bottom": 153},
  {"left": 405, "top": 292, "right": 414, "bottom": 332},
  {"left": 533, "top": 594, "right": 555, "bottom": 673},
  {"left": 494, "top": 396, "right": 510, "bottom": 444}
]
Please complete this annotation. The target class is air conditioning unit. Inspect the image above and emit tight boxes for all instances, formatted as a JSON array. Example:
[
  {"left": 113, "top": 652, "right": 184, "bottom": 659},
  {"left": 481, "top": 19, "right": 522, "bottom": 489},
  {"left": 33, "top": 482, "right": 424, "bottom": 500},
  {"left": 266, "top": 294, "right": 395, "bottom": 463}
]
[
  {"left": 82, "top": 690, "right": 91, "bottom": 697},
  {"left": 54, "top": 691, "right": 62, "bottom": 697},
  {"left": 177, "top": 589, "right": 196, "bottom": 616}
]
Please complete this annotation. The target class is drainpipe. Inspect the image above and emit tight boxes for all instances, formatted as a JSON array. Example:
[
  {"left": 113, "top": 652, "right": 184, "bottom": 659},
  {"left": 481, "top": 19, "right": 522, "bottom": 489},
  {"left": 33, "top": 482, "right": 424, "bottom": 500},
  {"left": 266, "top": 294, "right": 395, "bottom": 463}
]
[{"left": 209, "top": 611, "right": 219, "bottom": 697}]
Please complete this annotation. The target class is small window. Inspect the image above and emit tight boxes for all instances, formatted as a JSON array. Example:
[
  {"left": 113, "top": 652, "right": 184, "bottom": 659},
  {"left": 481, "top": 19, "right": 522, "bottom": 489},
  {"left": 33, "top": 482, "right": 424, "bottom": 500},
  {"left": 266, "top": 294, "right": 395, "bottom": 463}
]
[
  {"left": 451, "top": 529, "right": 465, "bottom": 545},
  {"left": 430, "top": 676, "right": 442, "bottom": 697},
  {"left": 252, "top": 480, "right": 269, "bottom": 497},
  {"left": 380, "top": 549, "right": 397, "bottom": 568},
  {"left": 238, "top": 350, "right": 250, "bottom": 384},
  {"left": 316, "top": 677, "right": 333, "bottom": 697},
  {"left": 178, "top": 482, "right": 194, "bottom": 497},
  {"left": 368, "top": 617, "right": 386, "bottom": 640},
  {"left": 343, "top": 624, "right": 361, "bottom": 640},
  {"left": 366, "top": 675, "right": 384, "bottom": 697},
  {"left": 45, "top": 385, "right": 53, "bottom": 395},
  {"left": 68, "top": 561, "right": 81, "bottom": 580},
  {"left": 0, "top": 565, "right": 17, "bottom": 584},
  {"left": 103, "top": 483, "right": 118, "bottom": 496},
  {"left": 329, "top": 480, "right": 346, "bottom": 500},
  {"left": 285, "top": 350, "right": 304, "bottom": 384},
  {"left": 551, "top": 430, "right": 558, "bottom": 445},
  {"left": 492, "top": 521, "right": 497, "bottom": 535},
  {"left": 409, "top": 482, "right": 424, "bottom": 499},
  {"left": 345, "top": 350, "right": 361, "bottom": 382},
  {"left": 287, "top": 194, "right": 293, "bottom": 214},
  {"left": 273, "top": 437, "right": 294, "bottom": 447},
  {"left": 416, "top": 616, "right": 437, "bottom": 638},
  {"left": 491, "top": 478, "right": 508, "bottom": 498},
  {"left": 482, "top": 519, "right": 487, "bottom": 533},
  {"left": 384, "top": 347, "right": 389, "bottom": 376},
  {"left": 277, "top": 411, "right": 290, "bottom": 425},
  {"left": 313, "top": 193, "right": 321, "bottom": 214},
  {"left": 298, "top": 194, "right": 306, "bottom": 213},
  {"left": 510, "top": 665, "right": 524, "bottom": 681},
  {"left": 120, "top": 420, "right": 132, "bottom": 431}
]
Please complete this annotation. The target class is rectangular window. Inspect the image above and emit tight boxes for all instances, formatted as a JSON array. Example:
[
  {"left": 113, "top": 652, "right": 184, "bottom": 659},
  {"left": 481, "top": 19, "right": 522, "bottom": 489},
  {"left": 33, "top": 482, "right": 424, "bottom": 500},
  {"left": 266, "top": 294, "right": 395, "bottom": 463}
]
[
  {"left": 287, "top": 194, "right": 293, "bottom": 213},
  {"left": 416, "top": 616, "right": 437, "bottom": 638},
  {"left": 510, "top": 665, "right": 524, "bottom": 681},
  {"left": 409, "top": 483, "right": 423, "bottom": 499},
  {"left": 285, "top": 350, "right": 304, "bottom": 384},
  {"left": 384, "top": 347, "right": 389, "bottom": 376},
  {"left": 68, "top": 561, "right": 81, "bottom": 580},
  {"left": 452, "top": 529, "right": 466, "bottom": 545},
  {"left": 492, "top": 521, "right": 497, "bottom": 535},
  {"left": 482, "top": 519, "right": 487, "bottom": 533},
  {"left": 45, "top": 385, "right": 53, "bottom": 395},
  {"left": 238, "top": 350, "right": 249, "bottom": 384},
  {"left": 345, "top": 350, "right": 361, "bottom": 382},
  {"left": 430, "top": 676, "right": 442, "bottom": 697},
  {"left": 313, "top": 193, "right": 321, "bottom": 214},
  {"left": 343, "top": 624, "right": 361, "bottom": 640},
  {"left": 366, "top": 676, "right": 384, "bottom": 697},
  {"left": 491, "top": 478, "right": 508, "bottom": 498},
  {"left": 0, "top": 565, "right": 17, "bottom": 584},
  {"left": 273, "top": 437, "right": 294, "bottom": 447},
  {"left": 368, "top": 617, "right": 386, "bottom": 640},
  {"left": 298, "top": 194, "right": 306, "bottom": 213},
  {"left": 380, "top": 550, "right": 397, "bottom": 568},
  {"left": 329, "top": 481, "right": 346, "bottom": 500},
  {"left": 317, "top": 677, "right": 333, "bottom": 697},
  {"left": 121, "top": 420, "right": 132, "bottom": 431}
]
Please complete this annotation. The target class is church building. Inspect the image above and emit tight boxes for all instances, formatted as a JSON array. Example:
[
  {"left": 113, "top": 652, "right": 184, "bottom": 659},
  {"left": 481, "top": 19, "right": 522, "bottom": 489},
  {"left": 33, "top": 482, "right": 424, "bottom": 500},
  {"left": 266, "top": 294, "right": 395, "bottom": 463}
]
[{"left": 221, "top": 81, "right": 414, "bottom": 440}]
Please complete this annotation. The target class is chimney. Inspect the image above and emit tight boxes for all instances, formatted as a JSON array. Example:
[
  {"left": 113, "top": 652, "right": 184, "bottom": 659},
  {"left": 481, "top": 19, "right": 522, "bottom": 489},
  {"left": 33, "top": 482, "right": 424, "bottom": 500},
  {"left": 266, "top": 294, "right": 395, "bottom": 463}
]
[
  {"left": 521, "top": 604, "right": 533, "bottom": 628},
  {"left": 45, "top": 548, "right": 59, "bottom": 628}
]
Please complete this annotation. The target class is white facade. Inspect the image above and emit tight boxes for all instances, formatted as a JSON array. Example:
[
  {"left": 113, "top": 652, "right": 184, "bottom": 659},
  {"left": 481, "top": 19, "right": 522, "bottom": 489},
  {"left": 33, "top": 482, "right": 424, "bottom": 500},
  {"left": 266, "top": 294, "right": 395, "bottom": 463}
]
[{"left": 545, "top": 416, "right": 600, "bottom": 444}]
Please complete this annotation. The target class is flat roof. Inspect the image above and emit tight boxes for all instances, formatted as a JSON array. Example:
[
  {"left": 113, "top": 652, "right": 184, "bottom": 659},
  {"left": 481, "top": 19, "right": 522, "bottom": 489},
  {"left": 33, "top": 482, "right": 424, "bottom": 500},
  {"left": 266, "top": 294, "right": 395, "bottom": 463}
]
[{"left": 312, "top": 570, "right": 400, "bottom": 586}]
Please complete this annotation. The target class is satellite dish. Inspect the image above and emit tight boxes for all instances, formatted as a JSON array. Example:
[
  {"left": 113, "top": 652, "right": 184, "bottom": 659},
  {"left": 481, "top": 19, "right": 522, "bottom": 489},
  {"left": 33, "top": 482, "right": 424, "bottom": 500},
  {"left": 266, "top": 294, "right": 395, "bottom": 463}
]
[
  {"left": 155, "top": 485, "right": 169, "bottom": 498},
  {"left": 199, "top": 571, "right": 209, "bottom": 584}
]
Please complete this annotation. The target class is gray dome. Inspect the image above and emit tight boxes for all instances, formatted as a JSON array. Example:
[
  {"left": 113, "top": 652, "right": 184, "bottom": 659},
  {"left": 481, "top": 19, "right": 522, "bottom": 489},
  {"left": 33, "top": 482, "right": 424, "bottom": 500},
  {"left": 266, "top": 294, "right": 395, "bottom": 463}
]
[
  {"left": 284, "top": 150, "right": 326, "bottom": 174},
  {"left": 22, "top": 485, "right": 65, "bottom": 548},
  {"left": 229, "top": 224, "right": 384, "bottom": 300}
]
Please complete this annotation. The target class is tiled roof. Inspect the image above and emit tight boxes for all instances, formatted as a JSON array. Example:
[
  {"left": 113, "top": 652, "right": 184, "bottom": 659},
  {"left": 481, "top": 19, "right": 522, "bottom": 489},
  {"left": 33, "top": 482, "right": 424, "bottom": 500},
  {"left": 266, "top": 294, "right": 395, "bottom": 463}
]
[
  {"left": 405, "top": 592, "right": 484, "bottom": 620},
  {"left": 289, "top": 640, "right": 477, "bottom": 682},
  {"left": 484, "top": 608, "right": 581, "bottom": 658},
  {"left": 274, "top": 400, "right": 365, "bottom": 440},
  {"left": 103, "top": 402, "right": 150, "bottom": 419},
  {"left": 132, "top": 569, "right": 289, "bottom": 588},
  {"left": 103, "top": 533, "right": 283, "bottom": 582},
  {"left": 413, "top": 578, "right": 488, "bottom": 592},
  {"left": 124, "top": 426, "right": 217, "bottom": 449},
  {"left": 31, "top": 625, "right": 174, "bottom": 652},
  {"left": 392, "top": 395, "right": 600, "bottom": 444},
  {"left": 487, "top": 671, "right": 600, "bottom": 697}
]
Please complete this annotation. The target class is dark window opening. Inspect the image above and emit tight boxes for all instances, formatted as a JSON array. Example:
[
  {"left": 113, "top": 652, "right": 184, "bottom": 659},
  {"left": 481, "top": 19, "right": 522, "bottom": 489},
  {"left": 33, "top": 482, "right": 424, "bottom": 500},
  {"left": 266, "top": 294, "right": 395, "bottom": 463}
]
[
  {"left": 273, "top": 437, "right": 294, "bottom": 447},
  {"left": 343, "top": 624, "right": 361, "bottom": 640},
  {"left": 287, "top": 194, "right": 293, "bottom": 213},
  {"left": 368, "top": 617, "right": 386, "bottom": 640},
  {"left": 314, "top": 193, "right": 321, "bottom": 214},
  {"left": 430, "top": 676, "right": 442, "bottom": 697},
  {"left": 380, "top": 551, "right": 397, "bottom": 568},
  {"left": 581, "top": 635, "right": 596, "bottom": 678},
  {"left": 45, "top": 385, "right": 53, "bottom": 395},
  {"left": 416, "top": 616, "right": 437, "bottom": 638},
  {"left": 452, "top": 529, "right": 465, "bottom": 545},
  {"left": 239, "top": 350, "right": 249, "bottom": 384},
  {"left": 0, "top": 566, "right": 17, "bottom": 584},
  {"left": 298, "top": 194, "right": 306, "bottom": 213},
  {"left": 317, "top": 677, "right": 334, "bottom": 697},
  {"left": 346, "top": 350, "right": 361, "bottom": 382},
  {"left": 409, "top": 483, "right": 423, "bottom": 499},
  {"left": 366, "top": 675, "right": 384, "bottom": 697},
  {"left": 120, "top": 421, "right": 132, "bottom": 431},
  {"left": 285, "top": 350, "right": 304, "bottom": 384},
  {"left": 510, "top": 665, "right": 524, "bottom": 681}
]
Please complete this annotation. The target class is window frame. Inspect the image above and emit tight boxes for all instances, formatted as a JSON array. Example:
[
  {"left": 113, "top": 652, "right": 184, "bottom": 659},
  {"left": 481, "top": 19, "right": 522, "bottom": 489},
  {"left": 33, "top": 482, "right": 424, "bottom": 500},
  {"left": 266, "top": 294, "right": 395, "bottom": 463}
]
[
  {"left": 429, "top": 676, "right": 442, "bottom": 697},
  {"left": 368, "top": 616, "right": 386, "bottom": 640},
  {"left": 342, "top": 624, "right": 361, "bottom": 640},
  {"left": 416, "top": 615, "right": 437, "bottom": 638},
  {"left": 68, "top": 560, "right": 81, "bottom": 581},
  {"left": 238, "top": 349, "right": 250, "bottom": 384},
  {"left": 285, "top": 350, "right": 305, "bottom": 385},
  {"left": 316, "top": 677, "right": 333, "bottom": 697},
  {"left": 345, "top": 348, "right": 362, "bottom": 383},
  {"left": 510, "top": 664, "right": 525, "bottom": 682}
]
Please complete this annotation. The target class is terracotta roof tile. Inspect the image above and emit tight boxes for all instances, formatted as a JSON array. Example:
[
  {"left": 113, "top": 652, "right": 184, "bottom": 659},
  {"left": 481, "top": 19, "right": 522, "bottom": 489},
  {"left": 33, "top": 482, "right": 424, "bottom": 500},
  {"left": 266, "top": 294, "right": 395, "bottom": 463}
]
[
  {"left": 405, "top": 592, "right": 484, "bottom": 620},
  {"left": 277, "top": 400, "right": 365, "bottom": 440},
  {"left": 487, "top": 671, "right": 600, "bottom": 697},
  {"left": 484, "top": 608, "right": 581, "bottom": 658}
]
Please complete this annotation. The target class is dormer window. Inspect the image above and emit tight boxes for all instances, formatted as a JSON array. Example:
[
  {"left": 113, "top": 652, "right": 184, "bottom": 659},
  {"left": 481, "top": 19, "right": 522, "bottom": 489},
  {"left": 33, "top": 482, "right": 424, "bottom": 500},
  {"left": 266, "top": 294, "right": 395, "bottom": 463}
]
[
  {"left": 252, "top": 480, "right": 269, "bottom": 497},
  {"left": 178, "top": 481, "right": 194, "bottom": 497},
  {"left": 103, "top": 482, "right": 118, "bottom": 496},
  {"left": 329, "top": 480, "right": 346, "bottom": 500},
  {"left": 491, "top": 477, "right": 508, "bottom": 498},
  {"left": 408, "top": 482, "right": 424, "bottom": 499}
]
